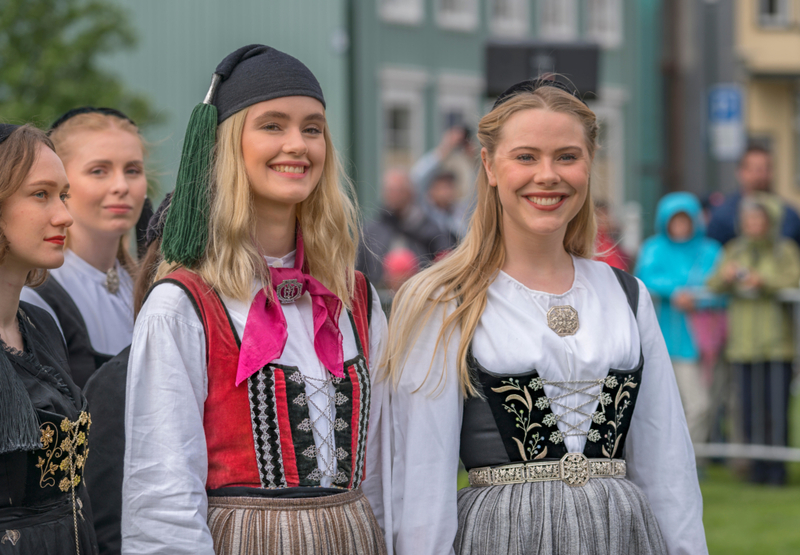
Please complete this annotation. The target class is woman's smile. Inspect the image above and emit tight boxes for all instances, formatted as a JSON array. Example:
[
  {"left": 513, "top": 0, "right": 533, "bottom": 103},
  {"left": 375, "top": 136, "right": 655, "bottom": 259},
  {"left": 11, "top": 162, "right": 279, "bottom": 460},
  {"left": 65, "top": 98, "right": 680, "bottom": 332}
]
[{"left": 524, "top": 192, "right": 570, "bottom": 211}]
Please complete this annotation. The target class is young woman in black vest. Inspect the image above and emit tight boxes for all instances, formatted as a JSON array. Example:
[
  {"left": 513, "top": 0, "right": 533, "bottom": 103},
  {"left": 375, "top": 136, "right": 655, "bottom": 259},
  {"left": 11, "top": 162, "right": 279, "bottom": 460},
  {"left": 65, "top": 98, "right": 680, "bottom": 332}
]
[
  {"left": 0, "top": 123, "right": 98, "bottom": 554},
  {"left": 369, "top": 81, "right": 707, "bottom": 555}
]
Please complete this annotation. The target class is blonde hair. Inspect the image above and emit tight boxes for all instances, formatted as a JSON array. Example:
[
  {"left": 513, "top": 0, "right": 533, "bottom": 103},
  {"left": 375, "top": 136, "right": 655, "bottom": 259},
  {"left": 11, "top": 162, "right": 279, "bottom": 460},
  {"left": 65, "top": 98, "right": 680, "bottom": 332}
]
[
  {"left": 157, "top": 106, "right": 359, "bottom": 307},
  {"left": 384, "top": 85, "right": 599, "bottom": 397},
  {"left": 49, "top": 112, "right": 146, "bottom": 274},
  {"left": 0, "top": 125, "right": 56, "bottom": 287}
]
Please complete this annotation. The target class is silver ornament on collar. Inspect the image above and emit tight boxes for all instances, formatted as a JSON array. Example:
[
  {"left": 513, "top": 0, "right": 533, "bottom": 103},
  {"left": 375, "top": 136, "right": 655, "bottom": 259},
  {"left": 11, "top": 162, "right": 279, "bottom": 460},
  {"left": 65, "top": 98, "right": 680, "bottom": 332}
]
[
  {"left": 105, "top": 266, "right": 120, "bottom": 295},
  {"left": 546, "top": 305, "right": 579, "bottom": 337},
  {"left": 276, "top": 279, "right": 303, "bottom": 304}
]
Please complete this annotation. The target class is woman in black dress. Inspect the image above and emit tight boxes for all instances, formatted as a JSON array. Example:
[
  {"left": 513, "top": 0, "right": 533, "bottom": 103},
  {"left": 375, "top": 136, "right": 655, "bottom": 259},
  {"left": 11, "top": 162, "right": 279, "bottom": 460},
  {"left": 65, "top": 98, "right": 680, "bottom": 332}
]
[{"left": 0, "top": 123, "right": 98, "bottom": 554}]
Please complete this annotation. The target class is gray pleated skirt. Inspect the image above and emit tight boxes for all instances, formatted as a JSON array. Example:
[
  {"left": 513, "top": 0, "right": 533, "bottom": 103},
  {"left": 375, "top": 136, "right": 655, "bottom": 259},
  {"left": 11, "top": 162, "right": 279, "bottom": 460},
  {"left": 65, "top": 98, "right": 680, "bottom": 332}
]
[{"left": 455, "top": 477, "right": 667, "bottom": 555}]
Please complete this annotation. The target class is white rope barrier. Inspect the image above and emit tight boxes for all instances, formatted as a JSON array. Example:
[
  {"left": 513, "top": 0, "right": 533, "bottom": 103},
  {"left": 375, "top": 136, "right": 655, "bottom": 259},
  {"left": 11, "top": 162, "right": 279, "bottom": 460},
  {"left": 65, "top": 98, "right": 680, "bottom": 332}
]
[{"left": 693, "top": 443, "right": 800, "bottom": 462}]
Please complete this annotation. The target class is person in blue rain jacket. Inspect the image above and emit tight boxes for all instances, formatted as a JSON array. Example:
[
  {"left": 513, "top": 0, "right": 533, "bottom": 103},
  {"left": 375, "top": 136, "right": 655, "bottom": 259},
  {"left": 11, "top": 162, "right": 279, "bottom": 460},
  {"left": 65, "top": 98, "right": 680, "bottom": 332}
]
[{"left": 636, "top": 192, "right": 722, "bottom": 445}]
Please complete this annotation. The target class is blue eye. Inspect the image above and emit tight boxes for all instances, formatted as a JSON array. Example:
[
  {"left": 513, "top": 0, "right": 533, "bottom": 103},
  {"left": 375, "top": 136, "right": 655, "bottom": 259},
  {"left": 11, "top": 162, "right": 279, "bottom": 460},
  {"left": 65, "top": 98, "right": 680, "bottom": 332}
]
[
  {"left": 517, "top": 154, "right": 534, "bottom": 162},
  {"left": 60, "top": 192, "right": 71, "bottom": 202},
  {"left": 559, "top": 153, "right": 578, "bottom": 161},
  {"left": 34, "top": 191, "right": 47, "bottom": 199}
]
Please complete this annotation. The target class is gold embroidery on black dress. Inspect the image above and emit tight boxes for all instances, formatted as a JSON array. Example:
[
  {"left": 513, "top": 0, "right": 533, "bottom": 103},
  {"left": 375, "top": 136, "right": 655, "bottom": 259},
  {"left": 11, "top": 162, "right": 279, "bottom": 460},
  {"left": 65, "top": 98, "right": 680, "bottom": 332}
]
[
  {"left": 36, "top": 412, "right": 91, "bottom": 492},
  {"left": 491, "top": 378, "right": 548, "bottom": 461},
  {"left": 34, "top": 411, "right": 91, "bottom": 555},
  {"left": 601, "top": 376, "right": 638, "bottom": 458}
]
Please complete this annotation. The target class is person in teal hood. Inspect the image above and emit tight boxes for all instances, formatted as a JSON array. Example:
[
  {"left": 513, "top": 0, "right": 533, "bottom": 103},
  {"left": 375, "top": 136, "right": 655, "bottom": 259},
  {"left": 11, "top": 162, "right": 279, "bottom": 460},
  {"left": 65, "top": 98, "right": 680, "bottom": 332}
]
[{"left": 635, "top": 192, "right": 722, "bottom": 444}]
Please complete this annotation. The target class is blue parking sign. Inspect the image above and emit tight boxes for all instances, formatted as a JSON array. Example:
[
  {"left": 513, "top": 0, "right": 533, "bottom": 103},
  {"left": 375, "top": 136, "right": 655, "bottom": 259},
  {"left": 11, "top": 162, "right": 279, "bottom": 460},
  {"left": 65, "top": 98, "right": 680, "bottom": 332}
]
[{"left": 708, "top": 84, "right": 745, "bottom": 160}]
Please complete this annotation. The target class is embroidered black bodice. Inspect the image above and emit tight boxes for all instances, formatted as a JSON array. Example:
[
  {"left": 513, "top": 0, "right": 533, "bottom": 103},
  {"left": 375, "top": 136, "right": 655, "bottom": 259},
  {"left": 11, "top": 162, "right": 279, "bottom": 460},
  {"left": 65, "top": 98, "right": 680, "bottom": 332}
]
[
  {"left": 0, "top": 304, "right": 90, "bottom": 509},
  {"left": 459, "top": 267, "right": 644, "bottom": 471}
]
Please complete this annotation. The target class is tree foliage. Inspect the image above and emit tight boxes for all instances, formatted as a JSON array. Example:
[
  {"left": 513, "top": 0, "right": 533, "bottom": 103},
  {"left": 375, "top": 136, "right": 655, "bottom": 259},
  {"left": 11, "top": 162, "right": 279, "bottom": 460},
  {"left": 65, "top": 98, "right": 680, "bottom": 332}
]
[{"left": 0, "top": 0, "right": 160, "bottom": 128}]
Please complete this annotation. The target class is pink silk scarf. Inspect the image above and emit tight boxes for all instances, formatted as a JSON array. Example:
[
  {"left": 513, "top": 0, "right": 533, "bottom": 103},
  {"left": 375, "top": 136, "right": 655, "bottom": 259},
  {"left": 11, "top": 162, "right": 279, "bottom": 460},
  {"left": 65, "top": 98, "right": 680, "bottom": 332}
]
[{"left": 235, "top": 230, "right": 344, "bottom": 386}]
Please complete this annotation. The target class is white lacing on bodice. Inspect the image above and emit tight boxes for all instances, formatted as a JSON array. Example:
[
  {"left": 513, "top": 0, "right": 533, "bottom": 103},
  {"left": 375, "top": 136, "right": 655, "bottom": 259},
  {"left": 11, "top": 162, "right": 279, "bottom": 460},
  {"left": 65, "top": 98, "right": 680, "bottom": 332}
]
[{"left": 533, "top": 375, "right": 618, "bottom": 440}]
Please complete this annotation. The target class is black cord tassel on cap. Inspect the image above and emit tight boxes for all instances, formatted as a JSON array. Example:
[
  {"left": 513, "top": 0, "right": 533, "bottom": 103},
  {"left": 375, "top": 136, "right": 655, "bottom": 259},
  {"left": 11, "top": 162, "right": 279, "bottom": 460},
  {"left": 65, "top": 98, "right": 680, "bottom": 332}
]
[{"left": 0, "top": 355, "right": 42, "bottom": 455}]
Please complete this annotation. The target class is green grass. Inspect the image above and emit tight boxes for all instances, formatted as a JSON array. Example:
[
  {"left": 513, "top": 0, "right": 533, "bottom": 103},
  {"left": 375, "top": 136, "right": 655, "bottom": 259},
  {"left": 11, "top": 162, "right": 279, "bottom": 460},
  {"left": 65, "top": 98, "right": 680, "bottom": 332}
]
[
  {"left": 703, "top": 391, "right": 800, "bottom": 554},
  {"left": 702, "top": 464, "right": 800, "bottom": 555}
]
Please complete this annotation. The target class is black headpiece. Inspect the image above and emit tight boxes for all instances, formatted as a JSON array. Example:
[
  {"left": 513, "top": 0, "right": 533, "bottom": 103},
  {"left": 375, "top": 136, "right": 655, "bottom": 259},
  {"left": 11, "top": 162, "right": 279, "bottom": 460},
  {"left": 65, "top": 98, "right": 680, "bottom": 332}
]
[
  {"left": 49, "top": 106, "right": 136, "bottom": 132},
  {"left": 212, "top": 44, "right": 325, "bottom": 123},
  {"left": 145, "top": 192, "right": 172, "bottom": 248},
  {"left": 161, "top": 44, "right": 326, "bottom": 267},
  {"left": 492, "top": 79, "right": 588, "bottom": 110},
  {"left": 0, "top": 123, "right": 20, "bottom": 145}
]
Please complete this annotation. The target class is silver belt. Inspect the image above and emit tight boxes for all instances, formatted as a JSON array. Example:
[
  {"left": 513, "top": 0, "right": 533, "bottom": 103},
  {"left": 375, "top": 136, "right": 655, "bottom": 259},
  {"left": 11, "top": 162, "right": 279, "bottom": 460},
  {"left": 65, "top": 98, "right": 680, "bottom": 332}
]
[{"left": 468, "top": 453, "right": 626, "bottom": 488}]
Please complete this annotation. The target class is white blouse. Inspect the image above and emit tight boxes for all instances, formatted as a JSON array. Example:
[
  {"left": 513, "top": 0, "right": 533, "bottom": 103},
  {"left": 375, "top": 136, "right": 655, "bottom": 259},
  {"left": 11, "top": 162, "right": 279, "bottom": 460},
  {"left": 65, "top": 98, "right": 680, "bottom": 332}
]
[
  {"left": 121, "top": 252, "right": 388, "bottom": 555},
  {"left": 361, "top": 257, "right": 707, "bottom": 555},
  {"left": 21, "top": 249, "right": 134, "bottom": 355}
]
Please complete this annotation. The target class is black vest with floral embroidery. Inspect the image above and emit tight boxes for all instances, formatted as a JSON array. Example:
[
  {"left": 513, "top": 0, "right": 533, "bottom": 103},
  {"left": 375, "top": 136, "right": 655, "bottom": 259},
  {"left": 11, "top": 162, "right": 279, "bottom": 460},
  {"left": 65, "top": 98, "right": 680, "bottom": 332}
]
[{"left": 460, "top": 267, "right": 643, "bottom": 470}]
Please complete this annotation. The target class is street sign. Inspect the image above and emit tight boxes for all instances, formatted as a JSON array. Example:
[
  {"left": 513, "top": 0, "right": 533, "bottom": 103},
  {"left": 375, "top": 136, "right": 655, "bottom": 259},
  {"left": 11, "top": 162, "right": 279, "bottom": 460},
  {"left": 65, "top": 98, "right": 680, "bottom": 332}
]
[{"left": 708, "top": 84, "right": 746, "bottom": 161}]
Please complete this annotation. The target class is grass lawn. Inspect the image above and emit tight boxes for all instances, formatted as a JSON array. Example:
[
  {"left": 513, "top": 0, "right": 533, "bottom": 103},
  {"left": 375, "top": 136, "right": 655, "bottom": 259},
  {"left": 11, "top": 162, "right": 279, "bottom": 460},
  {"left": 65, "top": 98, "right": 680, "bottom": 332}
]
[
  {"left": 702, "top": 463, "right": 800, "bottom": 555},
  {"left": 702, "top": 391, "right": 800, "bottom": 554}
]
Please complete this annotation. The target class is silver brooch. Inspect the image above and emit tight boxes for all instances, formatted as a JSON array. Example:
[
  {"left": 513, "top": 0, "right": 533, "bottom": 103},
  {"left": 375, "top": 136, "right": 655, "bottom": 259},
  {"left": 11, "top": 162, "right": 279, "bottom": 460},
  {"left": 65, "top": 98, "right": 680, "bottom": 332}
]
[
  {"left": 546, "top": 305, "right": 579, "bottom": 337},
  {"left": 1, "top": 530, "right": 20, "bottom": 546},
  {"left": 276, "top": 279, "right": 303, "bottom": 304},
  {"left": 105, "top": 266, "right": 120, "bottom": 295}
]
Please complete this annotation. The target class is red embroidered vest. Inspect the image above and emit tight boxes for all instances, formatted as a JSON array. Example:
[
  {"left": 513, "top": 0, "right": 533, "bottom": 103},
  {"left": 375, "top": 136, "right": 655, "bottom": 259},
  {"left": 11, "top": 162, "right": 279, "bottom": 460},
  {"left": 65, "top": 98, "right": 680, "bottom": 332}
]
[{"left": 158, "top": 269, "right": 372, "bottom": 491}]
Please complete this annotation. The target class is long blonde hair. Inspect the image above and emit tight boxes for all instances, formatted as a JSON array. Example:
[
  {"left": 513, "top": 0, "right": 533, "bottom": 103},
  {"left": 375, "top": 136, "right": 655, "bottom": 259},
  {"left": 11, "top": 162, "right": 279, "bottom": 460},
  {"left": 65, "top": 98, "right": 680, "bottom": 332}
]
[
  {"left": 384, "top": 86, "right": 599, "bottom": 397},
  {"left": 157, "top": 106, "right": 359, "bottom": 307},
  {"left": 49, "top": 112, "right": 147, "bottom": 275}
]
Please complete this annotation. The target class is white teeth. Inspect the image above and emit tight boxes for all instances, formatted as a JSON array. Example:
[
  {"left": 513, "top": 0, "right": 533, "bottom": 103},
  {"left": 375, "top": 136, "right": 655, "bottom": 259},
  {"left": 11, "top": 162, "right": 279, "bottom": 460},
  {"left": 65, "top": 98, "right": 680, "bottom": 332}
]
[
  {"left": 273, "top": 165, "right": 306, "bottom": 174},
  {"left": 528, "top": 196, "right": 564, "bottom": 206}
]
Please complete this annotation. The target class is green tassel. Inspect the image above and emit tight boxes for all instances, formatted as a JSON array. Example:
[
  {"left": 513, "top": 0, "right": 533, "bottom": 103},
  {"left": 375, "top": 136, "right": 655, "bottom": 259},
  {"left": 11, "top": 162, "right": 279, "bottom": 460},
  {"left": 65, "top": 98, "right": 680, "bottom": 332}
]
[{"left": 161, "top": 101, "right": 218, "bottom": 267}]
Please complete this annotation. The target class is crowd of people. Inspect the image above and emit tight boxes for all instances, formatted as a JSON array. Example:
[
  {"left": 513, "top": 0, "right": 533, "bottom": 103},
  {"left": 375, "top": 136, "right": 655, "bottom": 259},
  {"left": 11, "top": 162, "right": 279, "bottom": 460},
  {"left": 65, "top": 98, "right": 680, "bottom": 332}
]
[
  {"left": 634, "top": 146, "right": 800, "bottom": 487},
  {"left": 0, "top": 42, "right": 796, "bottom": 555}
]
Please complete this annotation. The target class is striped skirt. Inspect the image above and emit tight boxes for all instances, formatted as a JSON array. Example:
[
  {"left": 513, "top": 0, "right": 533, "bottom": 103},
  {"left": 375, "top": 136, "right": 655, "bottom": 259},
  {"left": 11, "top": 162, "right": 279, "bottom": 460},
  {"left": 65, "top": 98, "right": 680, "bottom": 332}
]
[
  {"left": 207, "top": 488, "right": 386, "bottom": 555},
  {"left": 455, "top": 478, "right": 667, "bottom": 555}
]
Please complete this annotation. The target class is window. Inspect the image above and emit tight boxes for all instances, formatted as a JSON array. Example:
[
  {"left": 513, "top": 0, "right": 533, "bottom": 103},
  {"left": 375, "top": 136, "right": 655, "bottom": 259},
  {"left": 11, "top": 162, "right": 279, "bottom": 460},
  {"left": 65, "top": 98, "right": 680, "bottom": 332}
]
[
  {"left": 386, "top": 107, "right": 412, "bottom": 152},
  {"left": 586, "top": 0, "right": 622, "bottom": 49},
  {"left": 489, "top": 0, "right": 529, "bottom": 37},
  {"left": 538, "top": 0, "right": 577, "bottom": 41},
  {"left": 380, "top": 67, "right": 428, "bottom": 171},
  {"left": 587, "top": 88, "right": 627, "bottom": 221},
  {"left": 436, "top": 0, "right": 478, "bottom": 31},
  {"left": 437, "top": 73, "right": 484, "bottom": 136},
  {"left": 380, "top": 0, "right": 424, "bottom": 25},
  {"left": 758, "top": 0, "right": 792, "bottom": 27}
]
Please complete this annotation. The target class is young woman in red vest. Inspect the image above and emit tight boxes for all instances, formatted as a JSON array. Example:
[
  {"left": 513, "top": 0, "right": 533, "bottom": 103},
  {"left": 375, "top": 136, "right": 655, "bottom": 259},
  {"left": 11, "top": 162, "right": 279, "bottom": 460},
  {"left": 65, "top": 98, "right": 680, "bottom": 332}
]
[{"left": 122, "top": 45, "right": 387, "bottom": 555}]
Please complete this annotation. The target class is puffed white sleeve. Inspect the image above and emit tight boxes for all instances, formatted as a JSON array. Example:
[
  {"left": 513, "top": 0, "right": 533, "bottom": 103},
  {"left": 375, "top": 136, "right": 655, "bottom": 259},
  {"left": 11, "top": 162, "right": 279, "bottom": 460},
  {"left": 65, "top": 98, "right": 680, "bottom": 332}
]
[
  {"left": 121, "top": 283, "right": 213, "bottom": 555},
  {"left": 364, "top": 300, "right": 463, "bottom": 555},
  {"left": 625, "top": 279, "right": 709, "bottom": 555},
  {"left": 361, "top": 285, "right": 390, "bottom": 547}
]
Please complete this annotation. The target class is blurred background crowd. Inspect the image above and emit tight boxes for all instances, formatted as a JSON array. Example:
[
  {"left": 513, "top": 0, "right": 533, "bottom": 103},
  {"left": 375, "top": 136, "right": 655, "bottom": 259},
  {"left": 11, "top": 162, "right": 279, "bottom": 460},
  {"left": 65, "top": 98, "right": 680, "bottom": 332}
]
[{"left": 3, "top": 0, "right": 800, "bottom": 552}]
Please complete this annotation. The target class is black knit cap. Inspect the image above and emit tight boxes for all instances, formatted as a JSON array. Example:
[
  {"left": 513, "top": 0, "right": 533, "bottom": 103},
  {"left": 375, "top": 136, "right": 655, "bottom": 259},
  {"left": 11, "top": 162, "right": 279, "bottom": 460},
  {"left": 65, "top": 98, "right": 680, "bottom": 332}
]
[
  {"left": 161, "top": 44, "right": 326, "bottom": 267},
  {"left": 0, "top": 124, "right": 20, "bottom": 145},
  {"left": 212, "top": 44, "right": 326, "bottom": 123}
]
